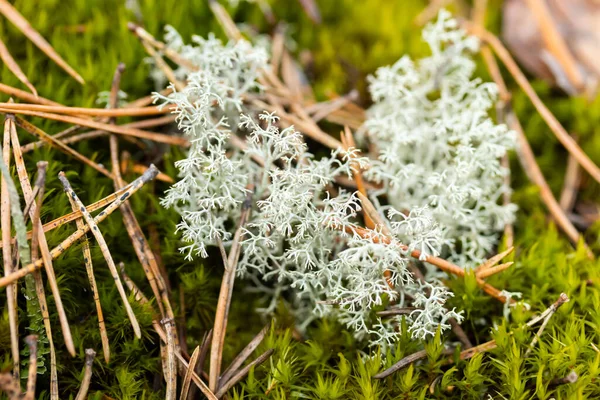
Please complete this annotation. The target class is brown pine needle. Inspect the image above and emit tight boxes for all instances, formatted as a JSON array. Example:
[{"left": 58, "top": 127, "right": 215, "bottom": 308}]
[
  {"left": 374, "top": 348, "right": 455, "bottom": 379},
  {"left": 525, "top": 293, "right": 569, "bottom": 356},
  {"left": 1, "top": 113, "right": 19, "bottom": 381},
  {"left": 475, "top": 262, "right": 514, "bottom": 279},
  {"left": 121, "top": 270, "right": 218, "bottom": 400},
  {"left": 0, "top": 108, "right": 189, "bottom": 146},
  {"left": 13, "top": 116, "right": 114, "bottom": 178},
  {"left": 74, "top": 349, "right": 96, "bottom": 400},
  {"left": 463, "top": 22, "right": 600, "bottom": 186},
  {"left": 59, "top": 172, "right": 142, "bottom": 339},
  {"left": 0, "top": 0, "right": 84, "bottom": 84},
  {"left": 29, "top": 161, "right": 59, "bottom": 399},
  {"left": 0, "top": 83, "right": 61, "bottom": 106},
  {"left": 214, "top": 349, "right": 275, "bottom": 398},
  {"left": 0, "top": 37, "right": 37, "bottom": 97},
  {"left": 162, "top": 319, "right": 178, "bottom": 400},
  {"left": 219, "top": 323, "right": 271, "bottom": 388},
  {"left": 0, "top": 102, "right": 169, "bottom": 117},
  {"left": 22, "top": 335, "right": 38, "bottom": 400},
  {"left": 559, "top": 152, "right": 581, "bottom": 212},
  {"left": 523, "top": 0, "right": 585, "bottom": 91},
  {"left": 10, "top": 121, "right": 76, "bottom": 357},
  {"left": 140, "top": 39, "right": 186, "bottom": 92},
  {"left": 339, "top": 223, "right": 512, "bottom": 303},
  {"left": 474, "top": 246, "right": 514, "bottom": 274},
  {"left": 0, "top": 165, "right": 159, "bottom": 288},
  {"left": 21, "top": 115, "right": 176, "bottom": 153},
  {"left": 24, "top": 180, "right": 138, "bottom": 240},
  {"left": 127, "top": 23, "right": 198, "bottom": 72},
  {"left": 66, "top": 180, "right": 111, "bottom": 363},
  {"left": 107, "top": 64, "right": 173, "bottom": 324},
  {"left": 180, "top": 346, "right": 201, "bottom": 400},
  {"left": 209, "top": 189, "right": 253, "bottom": 392}
]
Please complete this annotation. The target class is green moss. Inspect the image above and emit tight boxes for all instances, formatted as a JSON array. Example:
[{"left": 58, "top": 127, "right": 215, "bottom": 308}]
[{"left": 0, "top": 0, "right": 599, "bottom": 398}]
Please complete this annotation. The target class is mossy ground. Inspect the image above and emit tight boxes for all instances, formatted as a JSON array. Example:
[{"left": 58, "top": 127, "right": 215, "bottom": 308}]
[{"left": 1, "top": 0, "right": 600, "bottom": 398}]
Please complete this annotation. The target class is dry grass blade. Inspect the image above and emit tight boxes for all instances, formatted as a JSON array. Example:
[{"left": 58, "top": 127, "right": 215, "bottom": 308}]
[
  {"left": 464, "top": 22, "right": 600, "bottom": 186},
  {"left": 74, "top": 349, "right": 96, "bottom": 400},
  {"left": 22, "top": 335, "right": 38, "bottom": 400},
  {"left": 13, "top": 116, "right": 114, "bottom": 178},
  {"left": 29, "top": 161, "right": 59, "bottom": 399},
  {"left": 214, "top": 349, "right": 275, "bottom": 398},
  {"left": 0, "top": 37, "right": 37, "bottom": 96},
  {"left": 0, "top": 0, "right": 84, "bottom": 84},
  {"left": 66, "top": 179, "right": 111, "bottom": 363},
  {"left": 209, "top": 189, "right": 253, "bottom": 392},
  {"left": 0, "top": 102, "right": 169, "bottom": 117},
  {"left": 208, "top": 0, "right": 243, "bottom": 41},
  {"left": 0, "top": 108, "right": 189, "bottom": 146},
  {"left": 0, "top": 83, "right": 60, "bottom": 106},
  {"left": 219, "top": 323, "right": 270, "bottom": 388},
  {"left": 180, "top": 346, "right": 201, "bottom": 400},
  {"left": 1, "top": 114, "right": 19, "bottom": 380},
  {"left": 58, "top": 172, "right": 142, "bottom": 339},
  {"left": 11, "top": 124, "right": 76, "bottom": 357},
  {"left": 162, "top": 319, "right": 177, "bottom": 400}
]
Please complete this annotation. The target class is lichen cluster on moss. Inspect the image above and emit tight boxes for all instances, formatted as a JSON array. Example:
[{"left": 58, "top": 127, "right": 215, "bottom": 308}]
[{"left": 0, "top": 0, "right": 600, "bottom": 398}]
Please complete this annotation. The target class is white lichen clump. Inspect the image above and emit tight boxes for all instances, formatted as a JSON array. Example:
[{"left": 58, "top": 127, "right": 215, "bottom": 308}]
[
  {"left": 155, "top": 11, "right": 513, "bottom": 346},
  {"left": 363, "top": 10, "right": 516, "bottom": 265}
]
